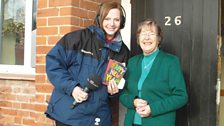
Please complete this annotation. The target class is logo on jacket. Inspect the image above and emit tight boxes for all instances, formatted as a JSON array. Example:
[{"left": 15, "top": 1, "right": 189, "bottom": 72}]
[
  {"left": 81, "top": 49, "right": 93, "bottom": 56},
  {"left": 94, "top": 117, "right": 100, "bottom": 125}
]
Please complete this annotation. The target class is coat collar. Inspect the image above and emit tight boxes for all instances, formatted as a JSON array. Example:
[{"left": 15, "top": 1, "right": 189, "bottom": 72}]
[{"left": 87, "top": 25, "right": 122, "bottom": 52}]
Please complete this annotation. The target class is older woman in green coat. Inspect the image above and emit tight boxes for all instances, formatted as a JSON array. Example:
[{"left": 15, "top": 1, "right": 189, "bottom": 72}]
[{"left": 119, "top": 18, "right": 188, "bottom": 126}]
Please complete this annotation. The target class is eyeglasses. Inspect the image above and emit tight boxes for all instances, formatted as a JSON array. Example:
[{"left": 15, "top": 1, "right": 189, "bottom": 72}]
[{"left": 140, "top": 32, "right": 157, "bottom": 38}]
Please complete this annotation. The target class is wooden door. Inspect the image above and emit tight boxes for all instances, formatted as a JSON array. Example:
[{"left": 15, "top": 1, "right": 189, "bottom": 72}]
[{"left": 130, "top": 0, "right": 218, "bottom": 126}]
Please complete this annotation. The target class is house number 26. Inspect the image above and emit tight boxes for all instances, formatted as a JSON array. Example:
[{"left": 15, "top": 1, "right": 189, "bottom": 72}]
[{"left": 165, "top": 16, "right": 182, "bottom": 26}]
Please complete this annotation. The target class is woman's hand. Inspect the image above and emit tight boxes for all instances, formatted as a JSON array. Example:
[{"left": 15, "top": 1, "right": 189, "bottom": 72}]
[
  {"left": 107, "top": 79, "right": 119, "bottom": 95},
  {"left": 72, "top": 86, "right": 88, "bottom": 103},
  {"left": 136, "top": 104, "right": 151, "bottom": 117},
  {"left": 134, "top": 98, "right": 151, "bottom": 117},
  {"left": 134, "top": 98, "right": 147, "bottom": 108}
]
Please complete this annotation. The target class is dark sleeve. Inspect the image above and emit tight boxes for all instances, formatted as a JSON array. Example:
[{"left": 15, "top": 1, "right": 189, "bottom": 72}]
[
  {"left": 46, "top": 34, "right": 80, "bottom": 96},
  {"left": 121, "top": 43, "right": 130, "bottom": 64}
]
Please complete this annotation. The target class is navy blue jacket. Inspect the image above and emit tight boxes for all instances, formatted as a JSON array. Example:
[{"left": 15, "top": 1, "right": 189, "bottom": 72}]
[{"left": 45, "top": 25, "right": 129, "bottom": 126}]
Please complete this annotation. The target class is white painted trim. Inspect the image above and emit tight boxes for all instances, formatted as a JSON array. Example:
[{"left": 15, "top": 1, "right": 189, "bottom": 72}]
[
  {"left": 121, "top": 0, "right": 131, "bottom": 50},
  {"left": 119, "top": 1, "right": 131, "bottom": 126},
  {"left": 24, "top": 0, "right": 33, "bottom": 66},
  {"left": 0, "top": 0, "right": 35, "bottom": 79}
]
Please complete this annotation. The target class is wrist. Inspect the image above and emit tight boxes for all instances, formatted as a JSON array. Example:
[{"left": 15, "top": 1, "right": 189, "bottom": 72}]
[{"left": 133, "top": 96, "right": 139, "bottom": 107}]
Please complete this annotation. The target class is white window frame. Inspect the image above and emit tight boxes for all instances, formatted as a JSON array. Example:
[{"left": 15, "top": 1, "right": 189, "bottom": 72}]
[
  {"left": 119, "top": 1, "right": 131, "bottom": 126},
  {"left": 121, "top": 0, "right": 131, "bottom": 50},
  {"left": 0, "top": 0, "right": 35, "bottom": 80}
]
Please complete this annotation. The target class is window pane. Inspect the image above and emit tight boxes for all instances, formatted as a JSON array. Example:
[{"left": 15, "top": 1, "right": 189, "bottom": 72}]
[
  {"left": 31, "top": 0, "right": 37, "bottom": 68},
  {"left": 1, "top": 0, "right": 25, "bottom": 65}
]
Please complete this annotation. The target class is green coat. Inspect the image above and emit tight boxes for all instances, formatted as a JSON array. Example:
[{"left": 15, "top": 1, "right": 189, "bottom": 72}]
[{"left": 119, "top": 50, "right": 188, "bottom": 126}]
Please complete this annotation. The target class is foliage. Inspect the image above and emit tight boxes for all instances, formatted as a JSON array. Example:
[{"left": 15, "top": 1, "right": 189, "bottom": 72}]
[
  {"left": 2, "top": 18, "right": 25, "bottom": 34},
  {"left": 2, "top": 18, "right": 25, "bottom": 45}
]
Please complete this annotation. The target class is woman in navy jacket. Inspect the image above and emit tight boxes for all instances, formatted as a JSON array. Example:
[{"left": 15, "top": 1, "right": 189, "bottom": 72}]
[{"left": 45, "top": 2, "right": 129, "bottom": 126}]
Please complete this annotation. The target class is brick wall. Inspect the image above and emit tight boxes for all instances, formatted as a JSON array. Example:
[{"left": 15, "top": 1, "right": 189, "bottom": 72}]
[
  {"left": 0, "top": 80, "right": 37, "bottom": 126},
  {"left": 0, "top": 0, "right": 120, "bottom": 126}
]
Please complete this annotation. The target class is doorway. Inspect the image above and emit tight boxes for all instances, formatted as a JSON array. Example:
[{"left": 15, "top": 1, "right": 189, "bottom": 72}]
[{"left": 130, "top": 0, "right": 218, "bottom": 126}]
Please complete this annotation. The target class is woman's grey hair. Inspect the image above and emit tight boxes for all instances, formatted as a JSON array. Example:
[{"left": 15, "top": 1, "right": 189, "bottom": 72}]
[{"left": 136, "top": 18, "right": 163, "bottom": 45}]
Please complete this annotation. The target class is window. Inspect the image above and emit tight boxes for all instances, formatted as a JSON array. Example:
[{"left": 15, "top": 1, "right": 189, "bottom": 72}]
[{"left": 0, "top": 0, "right": 37, "bottom": 80}]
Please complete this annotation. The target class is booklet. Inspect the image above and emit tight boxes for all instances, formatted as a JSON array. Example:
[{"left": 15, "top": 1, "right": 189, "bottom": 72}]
[{"left": 103, "top": 59, "right": 127, "bottom": 88}]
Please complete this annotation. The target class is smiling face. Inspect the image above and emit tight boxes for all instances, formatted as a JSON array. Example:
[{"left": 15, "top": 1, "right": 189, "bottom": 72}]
[
  {"left": 136, "top": 19, "right": 162, "bottom": 55},
  {"left": 102, "top": 8, "right": 121, "bottom": 39},
  {"left": 139, "top": 26, "right": 160, "bottom": 55}
]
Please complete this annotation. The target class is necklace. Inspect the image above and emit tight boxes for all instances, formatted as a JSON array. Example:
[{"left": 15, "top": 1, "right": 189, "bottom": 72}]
[
  {"left": 143, "top": 59, "right": 153, "bottom": 69},
  {"left": 142, "top": 49, "right": 159, "bottom": 70}
]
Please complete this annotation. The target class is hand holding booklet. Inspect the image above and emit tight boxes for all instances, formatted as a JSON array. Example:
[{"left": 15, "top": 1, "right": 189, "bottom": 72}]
[{"left": 103, "top": 59, "right": 127, "bottom": 89}]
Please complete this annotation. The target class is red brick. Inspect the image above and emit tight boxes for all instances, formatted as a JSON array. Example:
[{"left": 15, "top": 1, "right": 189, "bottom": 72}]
[
  {"left": 49, "top": 0, "right": 79, "bottom": 7},
  {"left": 82, "top": 0, "right": 99, "bottom": 11},
  {"left": 36, "top": 84, "right": 53, "bottom": 93},
  {"left": 17, "top": 95, "right": 33, "bottom": 102},
  {"left": 5, "top": 94, "right": 17, "bottom": 101},
  {"left": 35, "top": 94, "right": 45, "bottom": 103},
  {"left": 36, "top": 65, "right": 46, "bottom": 73},
  {"left": 22, "top": 87, "right": 36, "bottom": 94},
  {"left": 88, "top": 11, "right": 97, "bottom": 19},
  {"left": 21, "top": 103, "right": 36, "bottom": 110},
  {"left": 1, "top": 109, "right": 17, "bottom": 115},
  {"left": 35, "top": 104, "right": 47, "bottom": 112},
  {"left": 35, "top": 75, "right": 47, "bottom": 83},
  {"left": 38, "top": 0, "right": 48, "bottom": 9},
  {"left": 36, "top": 55, "right": 46, "bottom": 65},
  {"left": 0, "top": 101, "right": 12, "bottom": 107},
  {"left": 36, "top": 36, "right": 47, "bottom": 45},
  {"left": 46, "top": 94, "right": 51, "bottom": 103},
  {"left": 37, "top": 27, "right": 58, "bottom": 36},
  {"left": 48, "top": 36, "right": 61, "bottom": 45},
  {"left": 12, "top": 102, "right": 21, "bottom": 109},
  {"left": 23, "top": 118, "right": 35, "bottom": 125},
  {"left": 15, "top": 116, "right": 22, "bottom": 124},
  {"left": 37, "top": 18, "right": 47, "bottom": 27},
  {"left": 17, "top": 110, "right": 30, "bottom": 117},
  {"left": 36, "top": 46, "right": 53, "bottom": 54},
  {"left": 60, "top": 26, "right": 81, "bottom": 35},
  {"left": 38, "top": 8, "right": 59, "bottom": 17},
  {"left": 60, "top": 7, "right": 75, "bottom": 16},
  {"left": 48, "top": 17, "right": 79, "bottom": 26}
]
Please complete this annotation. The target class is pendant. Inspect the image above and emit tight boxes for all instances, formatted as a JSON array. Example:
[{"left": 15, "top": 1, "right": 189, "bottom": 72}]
[{"left": 144, "top": 64, "right": 150, "bottom": 69}]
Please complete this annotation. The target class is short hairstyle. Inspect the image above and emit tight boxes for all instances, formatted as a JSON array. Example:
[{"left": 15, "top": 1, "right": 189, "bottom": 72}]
[{"left": 136, "top": 18, "right": 163, "bottom": 45}]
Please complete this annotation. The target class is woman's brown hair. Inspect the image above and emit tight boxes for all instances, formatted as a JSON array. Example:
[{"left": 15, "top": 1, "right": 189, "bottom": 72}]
[{"left": 95, "top": 2, "right": 126, "bottom": 29}]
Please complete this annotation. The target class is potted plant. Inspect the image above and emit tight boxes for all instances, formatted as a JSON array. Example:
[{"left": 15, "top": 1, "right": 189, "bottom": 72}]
[
  {"left": 3, "top": 18, "right": 25, "bottom": 46},
  {"left": 2, "top": 18, "right": 25, "bottom": 65}
]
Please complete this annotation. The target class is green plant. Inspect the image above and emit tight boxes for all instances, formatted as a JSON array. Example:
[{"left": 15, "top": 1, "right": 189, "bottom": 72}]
[
  {"left": 3, "top": 18, "right": 25, "bottom": 34},
  {"left": 2, "top": 18, "right": 25, "bottom": 45}
]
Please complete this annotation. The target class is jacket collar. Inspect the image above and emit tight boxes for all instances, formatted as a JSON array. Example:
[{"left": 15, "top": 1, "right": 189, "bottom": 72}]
[{"left": 87, "top": 25, "right": 122, "bottom": 52}]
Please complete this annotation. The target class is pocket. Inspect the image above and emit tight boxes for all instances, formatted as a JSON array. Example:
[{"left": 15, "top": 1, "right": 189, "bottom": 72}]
[
  {"left": 47, "top": 92, "right": 65, "bottom": 113},
  {"left": 73, "top": 92, "right": 97, "bottom": 115}
]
